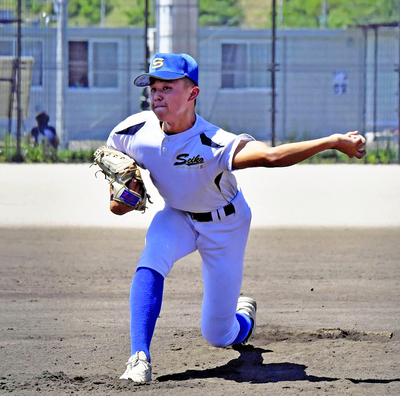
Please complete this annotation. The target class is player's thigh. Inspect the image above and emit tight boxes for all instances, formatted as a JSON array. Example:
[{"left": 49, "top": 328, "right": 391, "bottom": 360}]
[
  {"left": 198, "top": 201, "right": 252, "bottom": 318},
  {"left": 138, "top": 206, "right": 197, "bottom": 278}
]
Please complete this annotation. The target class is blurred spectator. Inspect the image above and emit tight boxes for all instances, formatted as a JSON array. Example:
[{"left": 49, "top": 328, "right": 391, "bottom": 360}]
[{"left": 30, "top": 112, "right": 59, "bottom": 160}]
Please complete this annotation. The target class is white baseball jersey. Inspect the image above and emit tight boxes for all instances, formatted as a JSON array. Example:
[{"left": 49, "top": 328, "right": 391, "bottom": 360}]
[{"left": 107, "top": 111, "right": 254, "bottom": 213}]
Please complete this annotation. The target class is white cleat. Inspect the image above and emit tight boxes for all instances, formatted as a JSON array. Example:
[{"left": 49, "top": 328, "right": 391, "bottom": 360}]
[
  {"left": 236, "top": 296, "right": 257, "bottom": 345},
  {"left": 120, "top": 351, "right": 152, "bottom": 383}
]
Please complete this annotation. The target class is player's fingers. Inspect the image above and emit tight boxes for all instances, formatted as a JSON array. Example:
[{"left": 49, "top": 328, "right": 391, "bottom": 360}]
[
  {"left": 354, "top": 150, "right": 366, "bottom": 159},
  {"left": 351, "top": 134, "right": 366, "bottom": 150},
  {"left": 129, "top": 179, "right": 144, "bottom": 195},
  {"left": 347, "top": 132, "right": 366, "bottom": 150},
  {"left": 346, "top": 130, "right": 359, "bottom": 139},
  {"left": 355, "top": 137, "right": 366, "bottom": 158}
]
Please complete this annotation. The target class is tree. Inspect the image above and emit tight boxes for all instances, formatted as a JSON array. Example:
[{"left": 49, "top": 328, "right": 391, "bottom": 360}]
[
  {"left": 69, "top": 0, "right": 113, "bottom": 26},
  {"left": 280, "top": 0, "right": 399, "bottom": 29},
  {"left": 281, "top": 0, "right": 322, "bottom": 28},
  {"left": 123, "top": 0, "right": 155, "bottom": 27},
  {"left": 16, "top": 0, "right": 400, "bottom": 29},
  {"left": 327, "top": 0, "right": 399, "bottom": 27},
  {"left": 199, "top": 0, "right": 243, "bottom": 27}
]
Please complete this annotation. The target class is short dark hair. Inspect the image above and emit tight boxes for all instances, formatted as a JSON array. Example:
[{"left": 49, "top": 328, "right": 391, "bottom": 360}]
[
  {"left": 36, "top": 111, "right": 49, "bottom": 124},
  {"left": 182, "top": 77, "right": 197, "bottom": 88}
]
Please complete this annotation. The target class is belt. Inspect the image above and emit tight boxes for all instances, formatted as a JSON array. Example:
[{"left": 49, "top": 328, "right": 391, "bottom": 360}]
[{"left": 188, "top": 203, "right": 235, "bottom": 222}]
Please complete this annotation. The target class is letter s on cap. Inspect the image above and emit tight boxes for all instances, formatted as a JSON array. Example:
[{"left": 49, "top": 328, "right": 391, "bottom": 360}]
[{"left": 152, "top": 58, "right": 164, "bottom": 69}]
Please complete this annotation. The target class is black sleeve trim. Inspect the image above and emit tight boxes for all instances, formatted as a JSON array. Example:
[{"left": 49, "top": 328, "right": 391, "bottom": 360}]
[
  {"left": 200, "top": 133, "right": 223, "bottom": 148},
  {"left": 116, "top": 122, "right": 146, "bottom": 136}
]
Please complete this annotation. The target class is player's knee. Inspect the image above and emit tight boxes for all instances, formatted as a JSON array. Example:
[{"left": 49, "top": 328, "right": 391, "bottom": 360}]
[
  {"left": 201, "top": 319, "right": 236, "bottom": 348},
  {"left": 202, "top": 330, "right": 229, "bottom": 347}
]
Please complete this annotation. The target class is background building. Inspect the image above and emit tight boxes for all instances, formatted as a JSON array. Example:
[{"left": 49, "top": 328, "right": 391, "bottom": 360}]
[{"left": 0, "top": 3, "right": 398, "bottom": 145}]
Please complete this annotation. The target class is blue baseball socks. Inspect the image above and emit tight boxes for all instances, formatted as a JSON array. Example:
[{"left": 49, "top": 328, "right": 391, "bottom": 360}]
[
  {"left": 232, "top": 312, "right": 253, "bottom": 345},
  {"left": 129, "top": 267, "right": 252, "bottom": 356},
  {"left": 129, "top": 267, "right": 164, "bottom": 361}
]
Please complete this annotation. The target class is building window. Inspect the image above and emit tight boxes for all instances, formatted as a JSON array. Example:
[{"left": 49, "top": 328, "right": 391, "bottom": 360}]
[
  {"left": 0, "top": 39, "right": 43, "bottom": 86},
  {"left": 68, "top": 40, "right": 118, "bottom": 88},
  {"left": 68, "top": 41, "right": 89, "bottom": 88},
  {"left": 221, "top": 42, "right": 271, "bottom": 89},
  {"left": 92, "top": 42, "right": 118, "bottom": 88}
]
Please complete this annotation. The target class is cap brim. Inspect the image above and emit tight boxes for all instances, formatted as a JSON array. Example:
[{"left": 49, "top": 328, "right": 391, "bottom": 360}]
[{"left": 134, "top": 71, "right": 185, "bottom": 87}]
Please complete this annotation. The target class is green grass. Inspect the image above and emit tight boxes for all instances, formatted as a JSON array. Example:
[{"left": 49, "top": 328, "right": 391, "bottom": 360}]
[
  {"left": 0, "top": 134, "right": 398, "bottom": 164},
  {"left": 301, "top": 147, "right": 398, "bottom": 164},
  {"left": 0, "top": 136, "right": 95, "bottom": 164}
]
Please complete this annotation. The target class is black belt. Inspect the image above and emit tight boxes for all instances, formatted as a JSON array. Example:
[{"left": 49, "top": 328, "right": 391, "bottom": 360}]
[{"left": 188, "top": 203, "right": 235, "bottom": 222}]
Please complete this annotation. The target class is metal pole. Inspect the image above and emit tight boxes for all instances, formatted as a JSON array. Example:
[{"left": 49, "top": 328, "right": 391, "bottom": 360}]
[
  {"left": 362, "top": 27, "right": 367, "bottom": 137},
  {"left": 56, "top": 0, "right": 68, "bottom": 148},
  {"left": 321, "top": 0, "right": 327, "bottom": 29},
  {"left": 101, "top": 0, "right": 105, "bottom": 27},
  {"left": 398, "top": 2, "right": 400, "bottom": 163},
  {"left": 12, "top": 0, "right": 23, "bottom": 162},
  {"left": 373, "top": 26, "right": 378, "bottom": 138},
  {"left": 271, "top": 0, "right": 276, "bottom": 147},
  {"left": 141, "top": 0, "right": 150, "bottom": 111},
  {"left": 278, "top": 0, "right": 283, "bottom": 29},
  {"left": 144, "top": 0, "right": 150, "bottom": 72}
]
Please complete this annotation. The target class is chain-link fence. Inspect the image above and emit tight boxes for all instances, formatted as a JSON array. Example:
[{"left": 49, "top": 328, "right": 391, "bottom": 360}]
[{"left": 1, "top": 0, "right": 399, "bottom": 161}]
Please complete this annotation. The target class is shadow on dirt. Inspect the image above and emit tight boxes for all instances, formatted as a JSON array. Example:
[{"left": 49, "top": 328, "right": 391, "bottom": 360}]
[
  {"left": 5, "top": 345, "right": 400, "bottom": 393},
  {"left": 157, "top": 345, "right": 400, "bottom": 385}
]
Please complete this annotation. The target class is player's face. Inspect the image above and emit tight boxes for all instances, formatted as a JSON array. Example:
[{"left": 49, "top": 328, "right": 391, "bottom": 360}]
[{"left": 149, "top": 79, "right": 194, "bottom": 122}]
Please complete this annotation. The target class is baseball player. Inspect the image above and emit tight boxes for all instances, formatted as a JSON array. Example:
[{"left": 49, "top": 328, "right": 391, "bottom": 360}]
[{"left": 104, "top": 53, "right": 366, "bottom": 384}]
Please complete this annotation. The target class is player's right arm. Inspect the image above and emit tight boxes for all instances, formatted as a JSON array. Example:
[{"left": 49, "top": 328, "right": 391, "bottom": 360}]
[{"left": 232, "top": 131, "right": 366, "bottom": 169}]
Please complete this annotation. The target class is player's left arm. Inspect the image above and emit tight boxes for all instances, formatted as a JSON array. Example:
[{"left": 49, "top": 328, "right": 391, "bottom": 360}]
[
  {"left": 232, "top": 131, "right": 366, "bottom": 169},
  {"left": 109, "top": 179, "right": 143, "bottom": 216}
]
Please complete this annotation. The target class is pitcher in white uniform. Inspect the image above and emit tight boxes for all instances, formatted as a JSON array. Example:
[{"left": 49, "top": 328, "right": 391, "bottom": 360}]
[{"left": 105, "top": 53, "right": 366, "bottom": 384}]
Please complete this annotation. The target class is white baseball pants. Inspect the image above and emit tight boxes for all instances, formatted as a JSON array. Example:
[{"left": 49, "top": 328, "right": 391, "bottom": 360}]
[{"left": 137, "top": 190, "right": 252, "bottom": 347}]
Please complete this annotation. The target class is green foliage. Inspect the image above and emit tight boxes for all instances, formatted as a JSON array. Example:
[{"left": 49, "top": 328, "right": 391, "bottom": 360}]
[
  {"left": 1, "top": 131, "right": 397, "bottom": 164},
  {"left": 123, "top": 0, "right": 155, "bottom": 27},
  {"left": 326, "top": 0, "right": 399, "bottom": 27},
  {"left": 56, "top": 149, "right": 95, "bottom": 163},
  {"left": 14, "top": 0, "right": 400, "bottom": 29},
  {"left": 69, "top": 0, "right": 113, "bottom": 26},
  {"left": 24, "top": 0, "right": 54, "bottom": 17},
  {"left": 0, "top": 133, "right": 94, "bottom": 163},
  {"left": 300, "top": 146, "right": 398, "bottom": 164},
  {"left": 282, "top": 0, "right": 322, "bottom": 28},
  {"left": 281, "top": 0, "right": 400, "bottom": 29},
  {"left": 199, "top": 0, "right": 243, "bottom": 27}
]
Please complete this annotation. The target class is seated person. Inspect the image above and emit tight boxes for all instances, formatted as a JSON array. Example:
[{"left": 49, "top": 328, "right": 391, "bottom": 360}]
[{"left": 30, "top": 112, "right": 59, "bottom": 149}]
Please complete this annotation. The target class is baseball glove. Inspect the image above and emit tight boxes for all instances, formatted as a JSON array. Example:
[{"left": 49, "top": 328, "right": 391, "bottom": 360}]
[{"left": 92, "top": 146, "right": 151, "bottom": 213}]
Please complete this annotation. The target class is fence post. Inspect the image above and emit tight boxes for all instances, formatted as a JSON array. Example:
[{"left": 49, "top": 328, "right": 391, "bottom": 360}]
[
  {"left": 56, "top": 0, "right": 68, "bottom": 149},
  {"left": 12, "top": 0, "right": 23, "bottom": 162},
  {"left": 398, "top": 2, "right": 400, "bottom": 163},
  {"left": 271, "top": 0, "right": 277, "bottom": 147}
]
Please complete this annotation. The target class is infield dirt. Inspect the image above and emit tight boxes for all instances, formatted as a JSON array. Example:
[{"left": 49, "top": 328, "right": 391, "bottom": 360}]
[
  {"left": 1, "top": 163, "right": 399, "bottom": 395},
  {"left": 1, "top": 226, "right": 399, "bottom": 395}
]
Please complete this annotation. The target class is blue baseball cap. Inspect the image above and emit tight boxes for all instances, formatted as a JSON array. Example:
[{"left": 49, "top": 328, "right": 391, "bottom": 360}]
[{"left": 134, "top": 53, "right": 199, "bottom": 87}]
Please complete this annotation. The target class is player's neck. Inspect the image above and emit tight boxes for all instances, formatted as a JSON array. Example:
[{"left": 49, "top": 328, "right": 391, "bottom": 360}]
[{"left": 161, "top": 113, "right": 196, "bottom": 135}]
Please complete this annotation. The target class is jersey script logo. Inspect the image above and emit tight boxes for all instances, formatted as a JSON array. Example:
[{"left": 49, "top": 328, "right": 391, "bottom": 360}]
[
  {"left": 174, "top": 153, "right": 204, "bottom": 167},
  {"left": 152, "top": 58, "right": 164, "bottom": 69}
]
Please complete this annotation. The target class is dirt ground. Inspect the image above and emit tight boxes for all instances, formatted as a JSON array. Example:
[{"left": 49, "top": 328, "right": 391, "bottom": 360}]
[{"left": 1, "top": 226, "right": 399, "bottom": 395}]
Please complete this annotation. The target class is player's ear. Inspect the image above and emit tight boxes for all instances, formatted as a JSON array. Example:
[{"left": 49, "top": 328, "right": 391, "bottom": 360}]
[{"left": 188, "top": 86, "right": 200, "bottom": 103}]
